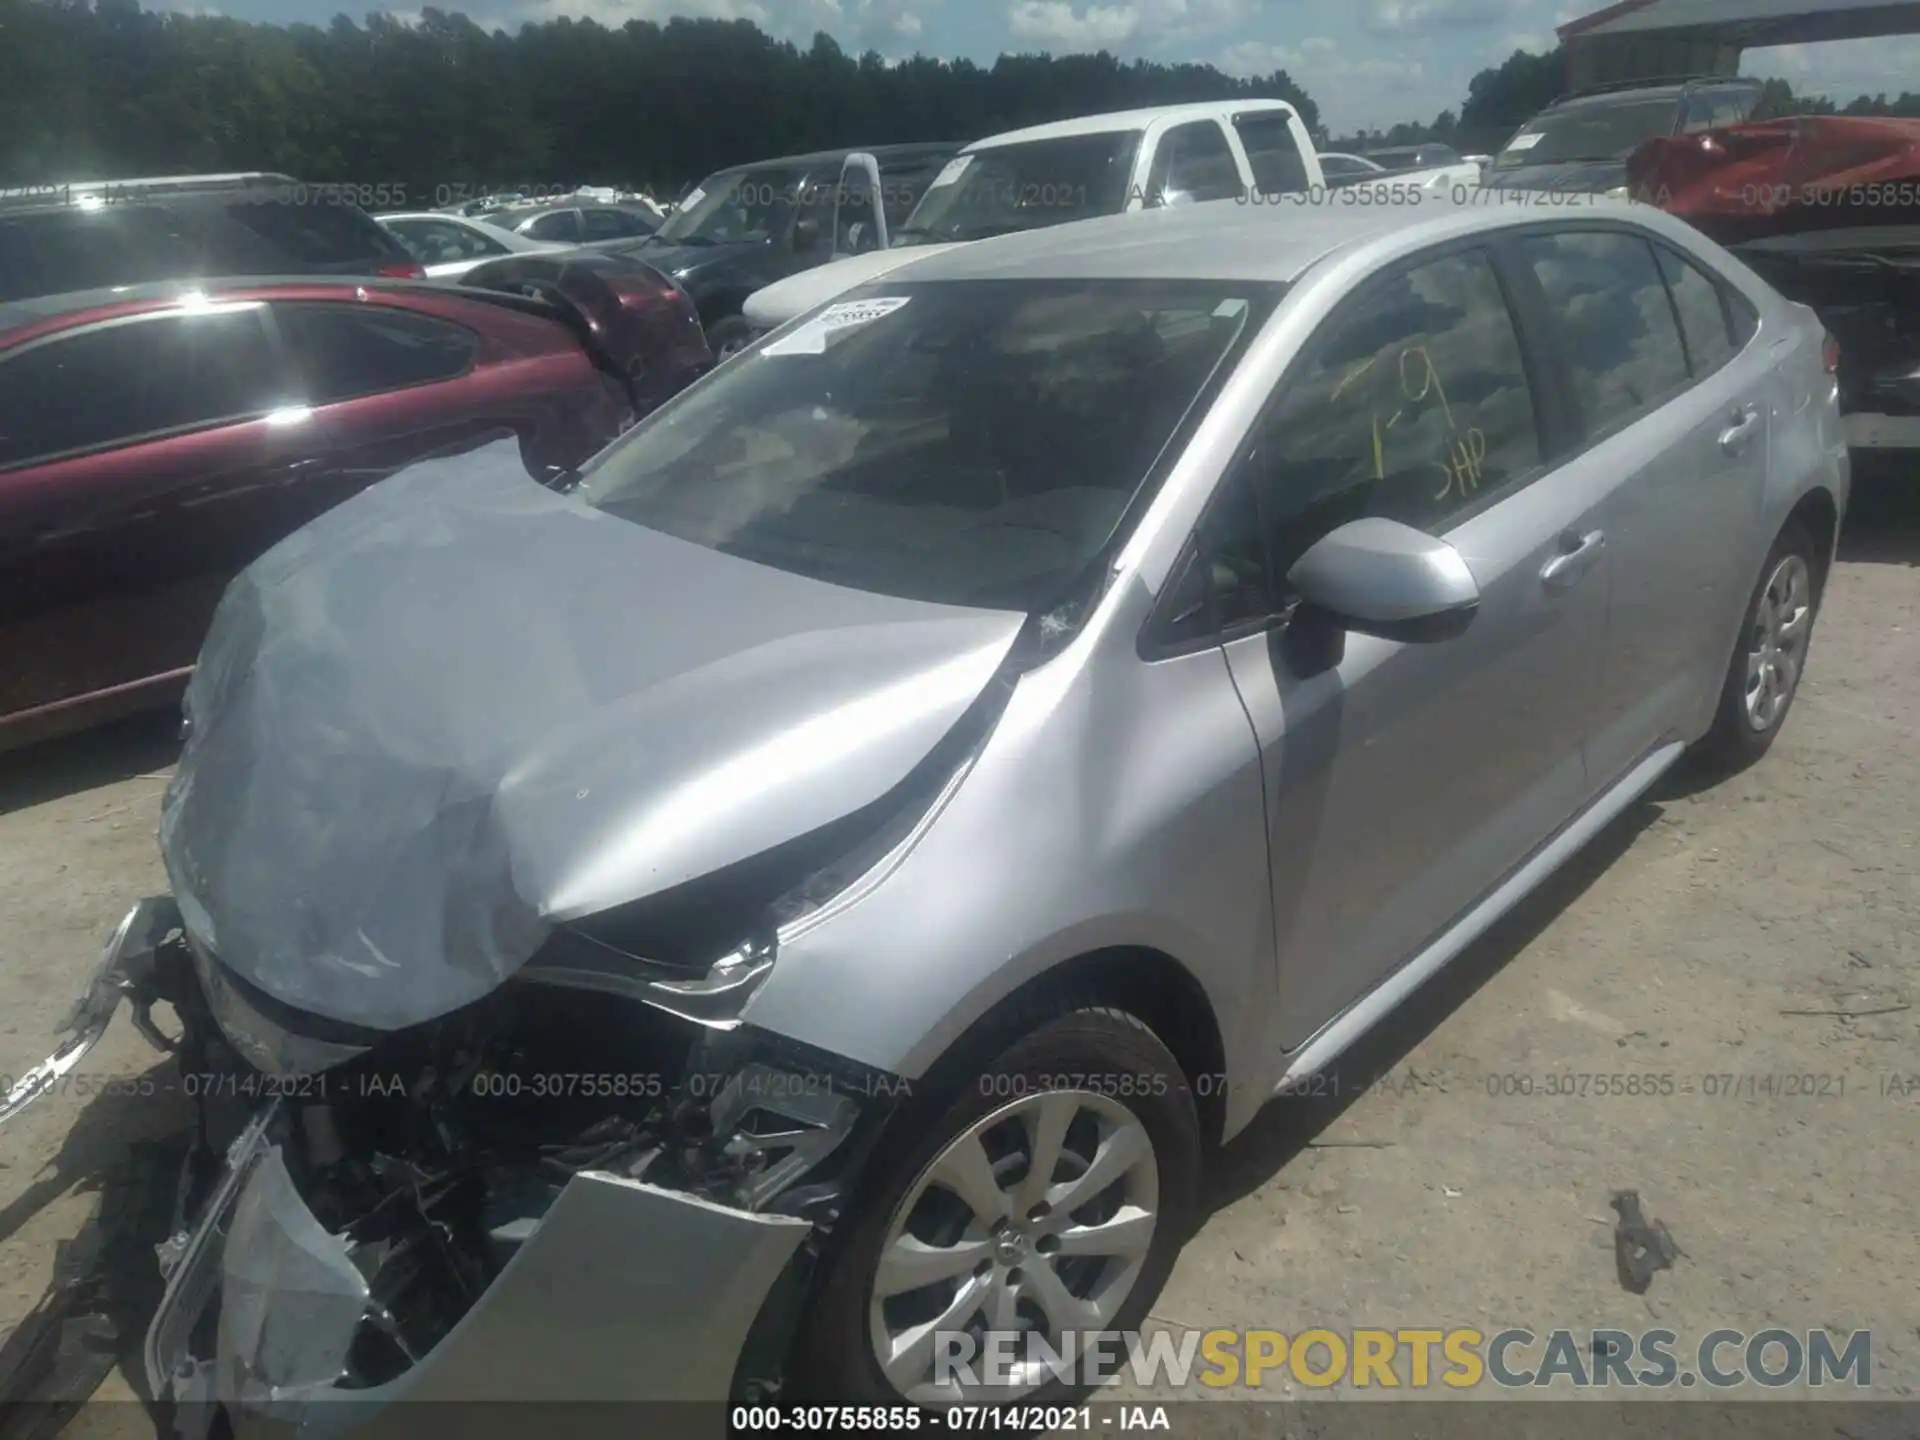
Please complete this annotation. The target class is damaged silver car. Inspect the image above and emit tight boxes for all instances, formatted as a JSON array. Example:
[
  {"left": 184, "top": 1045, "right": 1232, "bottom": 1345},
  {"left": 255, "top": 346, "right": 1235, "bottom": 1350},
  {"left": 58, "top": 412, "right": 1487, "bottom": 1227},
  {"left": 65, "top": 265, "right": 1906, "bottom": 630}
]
[{"left": 2, "top": 195, "right": 1846, "bottom": 1430}]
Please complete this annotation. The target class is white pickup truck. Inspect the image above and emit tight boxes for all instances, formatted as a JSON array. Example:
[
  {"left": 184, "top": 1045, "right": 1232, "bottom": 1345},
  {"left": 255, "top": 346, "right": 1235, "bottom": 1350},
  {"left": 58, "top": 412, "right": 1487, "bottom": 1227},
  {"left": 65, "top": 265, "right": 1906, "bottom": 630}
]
[{"left": 743, "top": 99, "right": 1481, "bottom": 332}]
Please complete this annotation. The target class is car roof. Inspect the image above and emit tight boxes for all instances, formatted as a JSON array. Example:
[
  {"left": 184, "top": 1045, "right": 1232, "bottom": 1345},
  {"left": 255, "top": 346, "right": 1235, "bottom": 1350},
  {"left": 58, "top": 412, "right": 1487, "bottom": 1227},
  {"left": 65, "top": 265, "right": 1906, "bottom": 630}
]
[
  {"left": 966, "top": 99, "right": 1297, "bottom": 151},
  {"left": 0, "top": 276, "right": 494, "bottom": 342},
  {"left": 705, "top": 142, "right": 965, "bottom": 179},
  {"left": 856, "top": 192, "right": 1643, "bottom": 287},
  {"left": 1548, "top": 76, "right": 1762, "bottom": 109}
]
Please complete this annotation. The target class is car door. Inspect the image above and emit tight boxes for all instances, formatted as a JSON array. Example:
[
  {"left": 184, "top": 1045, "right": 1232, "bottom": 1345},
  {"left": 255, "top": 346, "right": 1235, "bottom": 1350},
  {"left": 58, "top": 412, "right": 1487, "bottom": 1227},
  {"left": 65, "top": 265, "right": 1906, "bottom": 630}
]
[
  {"left": 1194, "top": 243, "right": 1608, "bottom": 1048},
  {"left": 0, "top": 305, "right": 309, "bottom": 728},
  {"left": 1512, "top": 226, "right": 1771, "bottom": 788},
  {"left": 269, "top": 300, "right": 522, "bottom": 500}
]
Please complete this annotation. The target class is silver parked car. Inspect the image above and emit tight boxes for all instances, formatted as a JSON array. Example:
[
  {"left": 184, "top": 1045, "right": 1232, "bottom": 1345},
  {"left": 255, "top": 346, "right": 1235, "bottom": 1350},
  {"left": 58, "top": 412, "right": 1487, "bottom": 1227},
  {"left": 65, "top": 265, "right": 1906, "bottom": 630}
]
[
  {"left": 3, "top": 195, "right": 1847, "bottom": 1424},
  {"left": 374, "top": 209, "right": 563, "bottom": 278}
]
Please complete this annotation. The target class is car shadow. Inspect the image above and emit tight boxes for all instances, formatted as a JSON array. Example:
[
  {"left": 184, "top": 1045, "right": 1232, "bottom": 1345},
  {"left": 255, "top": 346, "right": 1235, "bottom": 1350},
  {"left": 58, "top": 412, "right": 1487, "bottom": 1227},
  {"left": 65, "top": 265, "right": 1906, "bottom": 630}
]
[
  {"left": 0, "top": 711, "right": 181, "bottom": 816},
  {"left": 0, "top": 1057, "right": 190, "bottom": 1430},
  {"left": 1202, "top": 796, "right": 1662, "bottom": 1214},
  {"left": 1839, "top": 458, "right": 1920, "bottom": 565}
]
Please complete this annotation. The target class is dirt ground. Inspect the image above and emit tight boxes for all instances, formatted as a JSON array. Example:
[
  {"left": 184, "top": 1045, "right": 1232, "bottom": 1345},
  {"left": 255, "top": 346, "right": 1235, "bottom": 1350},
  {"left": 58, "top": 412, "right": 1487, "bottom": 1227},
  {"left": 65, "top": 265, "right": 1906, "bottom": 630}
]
[{"left": 2, "top": 482, "right": 1917, "bottom": 1433}]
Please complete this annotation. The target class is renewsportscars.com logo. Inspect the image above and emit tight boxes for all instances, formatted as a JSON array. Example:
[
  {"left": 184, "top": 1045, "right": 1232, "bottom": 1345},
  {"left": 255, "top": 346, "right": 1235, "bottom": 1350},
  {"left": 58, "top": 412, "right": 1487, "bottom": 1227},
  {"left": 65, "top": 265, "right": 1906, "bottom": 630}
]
[{"left": 932, "top": 1327, "right": 1874, "bottom": 1391}]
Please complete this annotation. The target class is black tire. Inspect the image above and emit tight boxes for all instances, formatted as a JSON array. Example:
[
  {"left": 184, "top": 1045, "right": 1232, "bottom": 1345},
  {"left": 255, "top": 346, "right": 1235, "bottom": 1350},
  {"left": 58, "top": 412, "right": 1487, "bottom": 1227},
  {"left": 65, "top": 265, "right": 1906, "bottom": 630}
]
[
  {"left": 795, "top": 1002, "right": 1202, "bottom": 1406},
  {"left": 706, "top": 313, "right": 754, "bottom": 362},
  {"left": 1692, "top": 517, "right": 1823, "bottom": 773}
]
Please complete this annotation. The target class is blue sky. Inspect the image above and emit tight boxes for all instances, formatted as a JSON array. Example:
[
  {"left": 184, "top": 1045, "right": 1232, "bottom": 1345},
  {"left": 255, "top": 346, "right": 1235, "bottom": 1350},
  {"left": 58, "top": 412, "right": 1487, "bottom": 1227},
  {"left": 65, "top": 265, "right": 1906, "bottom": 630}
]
[{"left": 166, "top": 0, "right": 1920, "bottom": 133}]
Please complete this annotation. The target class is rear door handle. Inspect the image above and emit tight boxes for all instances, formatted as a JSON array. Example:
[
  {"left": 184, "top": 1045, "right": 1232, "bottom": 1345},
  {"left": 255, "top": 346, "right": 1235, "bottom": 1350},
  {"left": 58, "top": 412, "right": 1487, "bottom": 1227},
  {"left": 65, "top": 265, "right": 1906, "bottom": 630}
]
[
  {"left": 1719, "top": 404, "right": 1760, "bottom": 453},
  {"left": 1541, "top": 529, "right": 1605, "bottom": 592}
]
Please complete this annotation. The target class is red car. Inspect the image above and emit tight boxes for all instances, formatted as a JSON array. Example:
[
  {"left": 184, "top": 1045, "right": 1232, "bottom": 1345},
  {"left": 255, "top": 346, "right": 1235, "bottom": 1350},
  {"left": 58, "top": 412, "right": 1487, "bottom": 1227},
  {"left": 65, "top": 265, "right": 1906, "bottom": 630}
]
[{"left": 0, "top": 262, "right": 712, "bottom": 750}]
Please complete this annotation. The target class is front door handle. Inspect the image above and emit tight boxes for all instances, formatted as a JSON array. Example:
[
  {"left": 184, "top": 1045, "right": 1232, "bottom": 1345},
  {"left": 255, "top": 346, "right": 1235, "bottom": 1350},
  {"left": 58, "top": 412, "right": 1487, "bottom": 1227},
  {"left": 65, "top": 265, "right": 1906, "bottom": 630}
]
[
  {"left": 1719, "top": 404, "right": 1760, "bottom": 454},
  {"left": 1541, "top": 528, "right": 1605, "bottom": 592}
]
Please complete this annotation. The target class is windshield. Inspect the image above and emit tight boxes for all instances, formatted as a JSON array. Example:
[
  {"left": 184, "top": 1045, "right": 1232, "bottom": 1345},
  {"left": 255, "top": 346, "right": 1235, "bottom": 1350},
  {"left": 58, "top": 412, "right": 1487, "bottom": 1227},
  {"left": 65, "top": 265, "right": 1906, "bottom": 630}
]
[
  {"left": 892, "top": 132, "right": 1144, "bottom": 246},
  {"left": 571, "top": 278, "right": 1278, "bottom": 610},
  {"left": 1495, "top": 98, "right": 1681, "bottom": 168},
  {"left": 653, "top": 166, "right": 804, "bottom": 246}
]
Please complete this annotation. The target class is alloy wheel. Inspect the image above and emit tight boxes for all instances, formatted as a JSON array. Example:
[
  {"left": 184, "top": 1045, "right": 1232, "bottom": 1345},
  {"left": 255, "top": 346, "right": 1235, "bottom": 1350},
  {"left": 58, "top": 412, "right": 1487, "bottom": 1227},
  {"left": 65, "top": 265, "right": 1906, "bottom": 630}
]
[
  {"left": 1743, "top": 553, "right": 1812, "bottom": 733},
  {"left": 866, "top": 1089, "right": 1160, "bottom": 1404}
]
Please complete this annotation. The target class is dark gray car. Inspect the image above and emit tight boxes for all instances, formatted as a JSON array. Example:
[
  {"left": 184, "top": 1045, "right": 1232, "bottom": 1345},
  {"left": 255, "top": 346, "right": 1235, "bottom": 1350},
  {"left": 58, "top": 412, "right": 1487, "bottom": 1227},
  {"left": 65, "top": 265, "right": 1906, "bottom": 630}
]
[
  {"left": 595, "top": 141, "right": 965, "bottom": 360},
  {"left": 1486, "top": 76, "right": 1764, "bottom": 195}
]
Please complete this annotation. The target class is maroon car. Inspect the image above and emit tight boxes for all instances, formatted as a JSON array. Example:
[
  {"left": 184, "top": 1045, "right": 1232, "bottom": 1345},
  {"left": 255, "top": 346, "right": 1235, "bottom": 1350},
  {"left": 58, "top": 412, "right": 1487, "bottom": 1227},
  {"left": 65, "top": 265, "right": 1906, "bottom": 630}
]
[{"left": 0, "top": 264, "right": 712, "bottom": 750}]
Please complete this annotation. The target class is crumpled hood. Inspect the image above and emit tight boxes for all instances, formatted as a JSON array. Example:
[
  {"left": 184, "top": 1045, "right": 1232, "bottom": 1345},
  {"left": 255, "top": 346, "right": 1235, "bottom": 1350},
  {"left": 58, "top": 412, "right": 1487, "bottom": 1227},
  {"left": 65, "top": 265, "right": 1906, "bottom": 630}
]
[
  {"left": 159, "top": 439, "right": 1024, "bottom": 1032},
  {"left": 743, "top": 244, "right": 966, "bottom": 330},
  {"left": 1484, "top": 159, "right": 1627, "bottom": 194}
]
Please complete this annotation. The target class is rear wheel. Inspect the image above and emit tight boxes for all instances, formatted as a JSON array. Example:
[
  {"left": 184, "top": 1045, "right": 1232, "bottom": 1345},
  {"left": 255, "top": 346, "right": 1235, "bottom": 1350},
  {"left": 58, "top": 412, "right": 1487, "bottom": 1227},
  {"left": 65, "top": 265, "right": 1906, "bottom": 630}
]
[
  {"left": 798, "top": 1005, "right": 1201, "bottom": 1406},
  {"left": 1693, "top": 519, "right": 1821, "bottom": 772}
]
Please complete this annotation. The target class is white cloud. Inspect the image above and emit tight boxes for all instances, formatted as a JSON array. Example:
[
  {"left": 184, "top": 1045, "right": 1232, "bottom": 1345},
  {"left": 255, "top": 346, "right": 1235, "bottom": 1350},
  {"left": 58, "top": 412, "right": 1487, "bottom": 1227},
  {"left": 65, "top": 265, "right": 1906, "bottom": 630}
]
[
  {"left": 1745, "top": 35, "right": 1920, "bottom": 95},
  {"left": 1004, "top": 0, "right": 1249, "bottom": 49},
  {"left": 501, "top": 0, "right": 930, "bottom": 46},
  {"left": 1368, "top": 0, "right": 1530, "bottom": 33},
  {"left": 1007, "top": 1, "right": 1139, "bottom": 46},
  {"left": 1221, "top": 35, "right": 1424, "bottom": 86},
  {"left": 1498, "top": 28, "right": 1550, "bottom": 54}
]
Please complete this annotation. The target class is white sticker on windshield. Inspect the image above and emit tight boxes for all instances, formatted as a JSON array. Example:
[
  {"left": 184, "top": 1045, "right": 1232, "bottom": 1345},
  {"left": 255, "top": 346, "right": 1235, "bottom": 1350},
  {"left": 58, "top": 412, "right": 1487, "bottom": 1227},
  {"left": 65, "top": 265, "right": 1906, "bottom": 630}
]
[
  {"left": 1504, "top": 132, "right": 1544, "bottom": 152},
  {"left": 927, "top": 155, "right": 974, "bottom": 189},
  {"left": 679, "top": 186, "right": 706, "bottom": 210},
  {"left": 1212, "top": 298, "right": 1248, "bottom": 319},
  {"left": 761, "top": 296, "right": 912, "bottom": 357}
]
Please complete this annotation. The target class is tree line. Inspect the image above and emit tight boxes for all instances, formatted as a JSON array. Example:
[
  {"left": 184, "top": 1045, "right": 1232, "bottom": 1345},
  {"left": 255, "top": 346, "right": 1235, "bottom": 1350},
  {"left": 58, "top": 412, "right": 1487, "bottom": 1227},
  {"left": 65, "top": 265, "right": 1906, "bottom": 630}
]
[
  {"left": 0, "top": 0, "right": 1322, "bottom": 192},
  {"left": 2, "top": 0, "right": 1914, "bottom": 193}
]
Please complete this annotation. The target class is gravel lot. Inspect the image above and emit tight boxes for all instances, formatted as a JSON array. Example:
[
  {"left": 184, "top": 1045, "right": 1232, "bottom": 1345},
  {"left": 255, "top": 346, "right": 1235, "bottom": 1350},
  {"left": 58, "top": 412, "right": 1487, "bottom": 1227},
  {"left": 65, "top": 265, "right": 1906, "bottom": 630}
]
[{"left": 3, "top": 480, "right": 1917, "bottom": 1433}]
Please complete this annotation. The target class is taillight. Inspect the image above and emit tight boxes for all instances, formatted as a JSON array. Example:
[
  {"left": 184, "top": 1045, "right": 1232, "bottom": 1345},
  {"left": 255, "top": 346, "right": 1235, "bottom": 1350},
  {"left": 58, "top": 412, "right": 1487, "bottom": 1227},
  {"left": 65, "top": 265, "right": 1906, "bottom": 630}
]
[
  {"left": 1821, "top": 333, "right": 1840, "bottom": 374},
  {"left": 378, "top": 261, "right": 427, "bottom": 279}
]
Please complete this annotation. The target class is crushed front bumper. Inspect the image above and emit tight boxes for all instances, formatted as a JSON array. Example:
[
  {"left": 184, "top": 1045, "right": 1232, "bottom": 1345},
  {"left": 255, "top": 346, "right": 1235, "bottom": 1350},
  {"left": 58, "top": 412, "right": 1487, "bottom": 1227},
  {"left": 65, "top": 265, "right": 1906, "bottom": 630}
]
[
  {"left": 149, "top": 1114, "right": 809, "bottom": 1439},
  {"left": 3, "top": 898, "right": 834, "bottom": 1439}
]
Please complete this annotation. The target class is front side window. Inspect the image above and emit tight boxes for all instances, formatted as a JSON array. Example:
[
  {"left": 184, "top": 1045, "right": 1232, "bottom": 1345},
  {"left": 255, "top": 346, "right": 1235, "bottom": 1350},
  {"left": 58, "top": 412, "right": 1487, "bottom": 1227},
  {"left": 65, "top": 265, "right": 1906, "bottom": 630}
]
[
  {"left": 893, "top": 132, "right": 1144, "bottom": 246},
  {"left": 1249, "top": 248, "right": 1542, "bottom": 582},
  {"left": 0, "top": 308, "right": 286, "bottom": 466},
  {"left": 274, "top": 303, "right": 475, "bottom": 406},
  {"left": 572, "top": 278, "right": 1280, "bottom": 611},
  {"left": 1147, "top": 121, "right": 1242, "bottom": 206},
  {"left": 1521, "top": 230, "right": 1691, "bottom": 436}
]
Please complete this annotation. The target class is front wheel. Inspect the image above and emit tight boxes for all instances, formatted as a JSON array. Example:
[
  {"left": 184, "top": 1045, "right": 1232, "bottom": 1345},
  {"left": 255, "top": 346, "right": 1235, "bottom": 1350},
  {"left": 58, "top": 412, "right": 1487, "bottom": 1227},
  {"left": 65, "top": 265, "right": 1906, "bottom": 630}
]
[
  {"left": 1693, "top": 518, "right": 1821, "bottom": 772},
  {"left": 797, "top": 1005, "right": 1201, "bottom": 1406},
  {"left": 706, "top": 313, "right": 755, "bottom": 362}
]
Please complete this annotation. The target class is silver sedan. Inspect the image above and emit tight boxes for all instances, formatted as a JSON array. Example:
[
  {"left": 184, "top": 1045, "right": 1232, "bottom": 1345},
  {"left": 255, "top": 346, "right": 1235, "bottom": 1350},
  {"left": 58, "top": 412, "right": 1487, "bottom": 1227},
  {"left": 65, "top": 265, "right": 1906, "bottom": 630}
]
[{"left": 4, "top": 192, "right": 1846, "bottom": 1424}]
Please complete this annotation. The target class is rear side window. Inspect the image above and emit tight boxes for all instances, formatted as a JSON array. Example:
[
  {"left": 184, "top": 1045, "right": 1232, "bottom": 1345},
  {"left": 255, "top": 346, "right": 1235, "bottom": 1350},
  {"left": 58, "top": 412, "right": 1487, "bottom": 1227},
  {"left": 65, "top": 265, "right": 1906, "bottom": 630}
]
[
  {"left": 1251, "top": 247, "right": 1541, "bottom": 572},
  {"left": 523, "top": 210, "right": 582, "bottom": 243},
  {"left": 581, "top": 208, "right": 652, "bottom": 241},
  {"left": 1520, "top": 230, "right": 1691, "bottom": 438},
  {"left": 388, "top": 218, "right": 509, "bottom": 265},
  {"left": 274, "top": 303, "right": 476, "bottom": 405},
  {"left": 222, "top": 199, "right": 409, "bottom": 266},
  {"left": 1236, "top": 114, "right": 1309, "bottom": 195},
  {"left": 1149, "top": 121, "right": 1242, "bottom": 206},
  {"left": 1654, "top": 244, "right": 1738, "bottom": 374},
  {"left": 0, "top": 207, "right": 210, "bottom": 300},
  {"left": 0, "top": 309, "right": 287, "bottom": 466}
]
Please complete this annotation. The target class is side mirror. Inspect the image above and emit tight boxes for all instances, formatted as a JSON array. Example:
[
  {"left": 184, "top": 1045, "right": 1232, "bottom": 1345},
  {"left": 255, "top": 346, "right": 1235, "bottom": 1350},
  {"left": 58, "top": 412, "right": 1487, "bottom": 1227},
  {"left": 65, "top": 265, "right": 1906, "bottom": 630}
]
[
  {"left": 1286, "top": 517, "right": 1480, "bottom": 644},
  {"left": 792, "top": 216, "right": 824, "bottom": 253}
]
